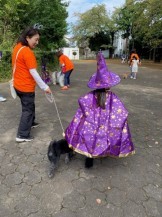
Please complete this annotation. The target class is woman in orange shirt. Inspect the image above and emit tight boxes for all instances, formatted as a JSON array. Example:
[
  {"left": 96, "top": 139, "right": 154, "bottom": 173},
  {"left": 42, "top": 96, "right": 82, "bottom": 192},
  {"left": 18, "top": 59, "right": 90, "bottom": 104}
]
[
  {"left": 12, "top": 26, "right": 51, "bottom": 143},
  {"left": 56, "top": 51, "right": 74, "bottom": 90}
]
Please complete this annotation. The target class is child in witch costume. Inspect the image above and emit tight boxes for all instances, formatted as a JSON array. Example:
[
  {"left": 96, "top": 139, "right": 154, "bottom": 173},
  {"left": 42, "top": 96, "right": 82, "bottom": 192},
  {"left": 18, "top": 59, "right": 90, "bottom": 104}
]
[{"left": 65, "top": 52, "right": 135, "bottom": 165}]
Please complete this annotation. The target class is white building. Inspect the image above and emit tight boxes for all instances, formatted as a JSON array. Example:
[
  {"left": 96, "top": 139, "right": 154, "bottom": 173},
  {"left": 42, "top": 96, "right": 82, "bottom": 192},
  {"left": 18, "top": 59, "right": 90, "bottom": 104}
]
[
  {"left": 113, "top": 32, "right": 127, "bottom": 57},
  {"left": 102, "top": 50, "right": 109, "bottom": 58},
  {"left": 62, "top": 47, "right": 79, "bottom": 60},
  {"left": 61, "top": 36, "right": 79, "bottom": 60},
  {"left": 62, "top": 31, "right": 126, "bottom": 59}
]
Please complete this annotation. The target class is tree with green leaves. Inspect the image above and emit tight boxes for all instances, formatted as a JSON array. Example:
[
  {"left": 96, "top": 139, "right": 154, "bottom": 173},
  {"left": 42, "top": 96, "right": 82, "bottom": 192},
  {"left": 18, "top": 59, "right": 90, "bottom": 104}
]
[
  {"left": 0, "top": 0, "right": 30, "bottom": 49},
  {"left": 72, "top": 4, "right": 117, "bottom": 56},
  {"left": 113, "top": 0, "right": 136, "bottom": 55},
  {"left": 26, "top": 0, "right": 68, "bottom": 50},
  {"left": 114, "top": 0, "right": 162, "bottom": 60},
  {"left": 132, "top": 0, "right": 162, "bottom": 60},
  {"left": 89, "top": 32, "right": 111, "bottom": 52},
  {"left": 0, "top": 0, "right": 69, "bottom": 50}
]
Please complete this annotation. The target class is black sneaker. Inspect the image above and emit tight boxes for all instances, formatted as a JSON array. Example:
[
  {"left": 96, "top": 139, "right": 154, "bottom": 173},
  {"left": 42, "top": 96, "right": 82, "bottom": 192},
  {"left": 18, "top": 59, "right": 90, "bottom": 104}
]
[
  {"left": 31, "top": 122, "right": 40, "bottom": 128},
  {"left": 16, "top": 136, "right": 34, "bottom": 143}
]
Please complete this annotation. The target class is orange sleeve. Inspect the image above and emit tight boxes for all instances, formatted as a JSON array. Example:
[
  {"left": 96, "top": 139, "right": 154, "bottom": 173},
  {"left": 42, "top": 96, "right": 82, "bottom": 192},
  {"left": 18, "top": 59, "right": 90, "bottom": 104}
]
[{"left": 59, "top": 55, "right": 64, "bottom": 65}]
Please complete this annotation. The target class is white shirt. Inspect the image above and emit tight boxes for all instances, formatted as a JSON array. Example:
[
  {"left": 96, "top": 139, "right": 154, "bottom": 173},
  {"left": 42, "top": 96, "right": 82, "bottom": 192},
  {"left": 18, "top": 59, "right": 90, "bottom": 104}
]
[
  {"left": 132, "top": 59, "right": 139, "bottom": 72},
  {"left": 29, "top": 69, "right": 49, "bottom": 91}
]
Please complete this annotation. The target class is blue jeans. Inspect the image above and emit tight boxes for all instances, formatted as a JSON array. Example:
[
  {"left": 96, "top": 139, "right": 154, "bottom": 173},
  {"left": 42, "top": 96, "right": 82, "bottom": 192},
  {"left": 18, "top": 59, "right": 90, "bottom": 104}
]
[
  {"left": 64, "top": 69, "right": 73, "bottom": 86},
  {"left": 129, "top": 66, "right": 133, "bottom": 77}
]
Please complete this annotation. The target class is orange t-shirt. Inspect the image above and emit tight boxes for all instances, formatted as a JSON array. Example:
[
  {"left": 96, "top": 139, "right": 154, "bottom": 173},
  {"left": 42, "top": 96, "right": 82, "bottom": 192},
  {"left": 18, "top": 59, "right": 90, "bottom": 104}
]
[
  {"left": 59, "top": 54, "right": 74, "bottom": 72},
  {"left": 130, "top": 53, "right": 139, "bottom": 60},
  {"left": 12, "top": 43, "right": 37, "bottom": 92}
]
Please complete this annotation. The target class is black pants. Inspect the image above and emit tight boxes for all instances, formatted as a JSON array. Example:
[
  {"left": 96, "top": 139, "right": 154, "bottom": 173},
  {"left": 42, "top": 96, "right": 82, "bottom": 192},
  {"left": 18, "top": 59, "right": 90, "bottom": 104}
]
[{"left": 16, "top": 89, "right": 35, "bottom": 138}]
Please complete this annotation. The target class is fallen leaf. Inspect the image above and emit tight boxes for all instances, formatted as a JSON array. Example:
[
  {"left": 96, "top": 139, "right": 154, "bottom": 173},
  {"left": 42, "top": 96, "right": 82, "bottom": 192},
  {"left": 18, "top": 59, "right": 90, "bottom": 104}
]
[{"left": 96, "top": 199, "right": 101, "bottom": 204}]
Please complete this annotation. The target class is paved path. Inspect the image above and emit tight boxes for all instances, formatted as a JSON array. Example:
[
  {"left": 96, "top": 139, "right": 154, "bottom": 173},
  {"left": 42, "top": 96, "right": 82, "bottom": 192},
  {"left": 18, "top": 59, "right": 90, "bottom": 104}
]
[{"left": 0, "top": 61, "right": 162, "bottom": 217}]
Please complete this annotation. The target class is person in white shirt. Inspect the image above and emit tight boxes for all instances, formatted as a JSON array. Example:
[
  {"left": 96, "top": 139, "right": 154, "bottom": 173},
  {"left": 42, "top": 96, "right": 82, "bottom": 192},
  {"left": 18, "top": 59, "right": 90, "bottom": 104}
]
[{"left": 131, "top": 56, "right": 139, "bottom": 79}]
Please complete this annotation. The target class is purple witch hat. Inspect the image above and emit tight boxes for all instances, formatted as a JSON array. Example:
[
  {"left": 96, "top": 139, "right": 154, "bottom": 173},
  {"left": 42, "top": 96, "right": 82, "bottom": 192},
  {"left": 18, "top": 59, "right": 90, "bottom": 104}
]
[{"left": 87, "top": 52, "right": 121, "bottom": 89}]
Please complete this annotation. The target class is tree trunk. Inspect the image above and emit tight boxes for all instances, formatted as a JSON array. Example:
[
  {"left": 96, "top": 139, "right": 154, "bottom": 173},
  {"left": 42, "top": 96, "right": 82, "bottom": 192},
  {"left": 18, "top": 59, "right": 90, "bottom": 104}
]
[
  {"left": 153, "top": 48, "right": 156, "bottom": 61},
  {"left": 149, "top": 50, "right": 152, "bottom": 60}
]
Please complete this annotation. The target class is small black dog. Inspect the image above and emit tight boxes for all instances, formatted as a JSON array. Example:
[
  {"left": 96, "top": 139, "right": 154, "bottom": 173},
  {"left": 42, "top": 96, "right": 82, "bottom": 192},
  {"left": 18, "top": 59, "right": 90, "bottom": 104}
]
[
  {"left": 47, "top": 139, "right": 73, "bottom": 178},
  {"left": 47, "top": 139, "right": 94, "bottom": 178}
]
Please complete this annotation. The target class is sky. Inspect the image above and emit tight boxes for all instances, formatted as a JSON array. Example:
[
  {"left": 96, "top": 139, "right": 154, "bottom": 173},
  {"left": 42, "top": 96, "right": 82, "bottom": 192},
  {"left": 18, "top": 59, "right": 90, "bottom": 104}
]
[{"left": 65, "top": 0, "right": 126, "bottom": 25}]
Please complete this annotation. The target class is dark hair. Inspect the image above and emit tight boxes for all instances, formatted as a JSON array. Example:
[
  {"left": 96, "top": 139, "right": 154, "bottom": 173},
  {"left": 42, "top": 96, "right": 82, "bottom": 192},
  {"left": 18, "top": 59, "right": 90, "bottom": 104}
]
[
  {"left": 95, "top": 88, "right": 109, "bottom": 109},
  {"left": 17, "top": 27, "right": 40, "bottom": 46},
  {"left": 132, "top": 55, "right": 137, "bottom": 60},
  {"left": 131, "top": 49, "right": 137, "bottom": 54},
  {"left": 56, "top": 50, "right": 63, "bottom": 58}
]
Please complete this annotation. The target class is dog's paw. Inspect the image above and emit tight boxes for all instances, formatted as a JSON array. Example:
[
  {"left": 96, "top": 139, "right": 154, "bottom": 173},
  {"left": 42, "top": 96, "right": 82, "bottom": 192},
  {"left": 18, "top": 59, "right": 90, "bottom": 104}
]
[
  {"left": 48, "top": 163, "right": 55, "bottom": 178},
  {"left": 65, "top": 154, "right": 70, "bottom": 164},
  {"left": 48, "top": 170, "right": 55, "bottom": 178},
  {"left": 85, "top": 158, "right": 94, "bottom": 168}
]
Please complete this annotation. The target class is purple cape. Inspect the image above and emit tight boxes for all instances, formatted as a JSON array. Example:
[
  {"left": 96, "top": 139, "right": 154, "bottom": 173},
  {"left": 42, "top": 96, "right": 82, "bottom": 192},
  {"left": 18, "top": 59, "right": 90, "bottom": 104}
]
[{"left": 65, "top": 91, "right": 135, "bottom": 158}]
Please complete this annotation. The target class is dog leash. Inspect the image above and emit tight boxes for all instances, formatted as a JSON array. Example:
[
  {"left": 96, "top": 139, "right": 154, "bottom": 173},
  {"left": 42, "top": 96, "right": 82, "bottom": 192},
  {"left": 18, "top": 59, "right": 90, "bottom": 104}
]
[{"left": 45, "top": 92, "right": 65, "bottom": 136}]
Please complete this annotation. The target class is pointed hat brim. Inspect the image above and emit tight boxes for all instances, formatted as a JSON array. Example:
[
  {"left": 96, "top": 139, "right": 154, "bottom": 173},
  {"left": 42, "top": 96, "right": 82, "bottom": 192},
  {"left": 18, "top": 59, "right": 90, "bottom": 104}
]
[{"left": 87, "top": 70, "right": 121, "bottom": 89}]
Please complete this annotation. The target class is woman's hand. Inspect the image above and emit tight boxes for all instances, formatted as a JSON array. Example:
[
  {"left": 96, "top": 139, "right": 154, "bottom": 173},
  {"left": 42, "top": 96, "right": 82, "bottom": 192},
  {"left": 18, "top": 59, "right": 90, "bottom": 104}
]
[{"left": 45, "top": 87, "right": 52, "bottom": 94}]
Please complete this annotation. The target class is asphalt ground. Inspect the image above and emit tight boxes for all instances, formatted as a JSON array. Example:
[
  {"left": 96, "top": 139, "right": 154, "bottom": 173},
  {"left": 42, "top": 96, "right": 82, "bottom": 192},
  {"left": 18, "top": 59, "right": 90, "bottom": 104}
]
[{"left": 0, "top": 60, "right": 162, "bottom": 217}]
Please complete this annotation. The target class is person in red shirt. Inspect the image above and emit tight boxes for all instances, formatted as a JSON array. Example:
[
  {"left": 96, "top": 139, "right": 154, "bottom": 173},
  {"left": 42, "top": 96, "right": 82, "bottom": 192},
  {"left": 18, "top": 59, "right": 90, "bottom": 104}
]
[
  {"left": 12, "top": 26, "right": 51, "bottom": 142},
  {"left": 56, "top": 51, "right": 74, "bottom": 90}
]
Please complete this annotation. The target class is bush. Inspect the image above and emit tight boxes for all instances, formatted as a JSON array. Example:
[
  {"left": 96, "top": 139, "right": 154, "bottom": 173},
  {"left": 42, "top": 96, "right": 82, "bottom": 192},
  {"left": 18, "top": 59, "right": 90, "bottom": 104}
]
[
  {"left": 0, "top": 50, "right": 59, "bottom": 82},
  {"left": 35, "top": 51, "right": 59, "bottom": 72},
  {"left": 0, "top": 50, "right": 12, "bottom": 82}
]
